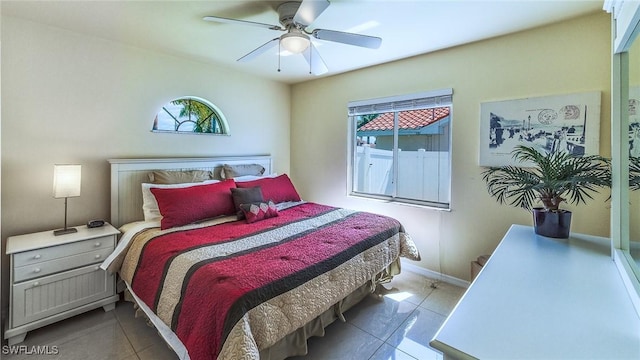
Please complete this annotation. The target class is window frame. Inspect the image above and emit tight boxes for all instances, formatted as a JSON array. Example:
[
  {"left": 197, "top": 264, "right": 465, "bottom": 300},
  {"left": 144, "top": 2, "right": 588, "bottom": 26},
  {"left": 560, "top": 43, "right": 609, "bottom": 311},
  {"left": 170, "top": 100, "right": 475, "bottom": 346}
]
[
  {"left": 347, "top": 89, "right": 453, "bottom": 209},
  {"left": 152, "top": 96, "right": 230, "bottom": 135}
]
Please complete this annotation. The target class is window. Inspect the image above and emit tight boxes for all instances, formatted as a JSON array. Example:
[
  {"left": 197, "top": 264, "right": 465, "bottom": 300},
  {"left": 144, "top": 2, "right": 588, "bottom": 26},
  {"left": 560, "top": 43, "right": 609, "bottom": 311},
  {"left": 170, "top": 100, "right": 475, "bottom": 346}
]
[
  {"left": 348, "top": 89, "right": 452, "bottom": 209},
  {"left": 153, "top": 96, "right": 229, "bottom": 135}
]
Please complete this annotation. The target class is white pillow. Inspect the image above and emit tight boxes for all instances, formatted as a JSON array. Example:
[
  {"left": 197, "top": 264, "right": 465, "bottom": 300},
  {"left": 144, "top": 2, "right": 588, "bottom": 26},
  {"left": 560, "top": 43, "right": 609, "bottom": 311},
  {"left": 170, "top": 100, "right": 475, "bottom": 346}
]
[
  {"left": 233, "top": 173, "right": 278, "bottom": 182},
  {"left": 141, "top": 180, "right": 220, "bottom": 221}
]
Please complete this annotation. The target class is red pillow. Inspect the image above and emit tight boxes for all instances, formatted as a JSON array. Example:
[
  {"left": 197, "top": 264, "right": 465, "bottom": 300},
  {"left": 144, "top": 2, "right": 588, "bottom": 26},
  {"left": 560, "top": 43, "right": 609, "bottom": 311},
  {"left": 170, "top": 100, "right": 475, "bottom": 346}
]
[
  {"left": 239, "top": 200, "right": 279, "bottom": 224},
  {"left": 150, "top": 179, "right": 236, "bottom": 229},
  {"left": 235, "top": 174, "right": 301, "bottom": 203}
]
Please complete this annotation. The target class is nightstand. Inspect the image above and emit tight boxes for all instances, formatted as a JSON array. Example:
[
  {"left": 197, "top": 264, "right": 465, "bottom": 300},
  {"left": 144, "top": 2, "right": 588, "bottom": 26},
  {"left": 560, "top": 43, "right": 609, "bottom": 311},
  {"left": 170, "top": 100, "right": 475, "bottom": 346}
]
[{"left": 4, "top": 224, "right": 120, "bottom": 345}]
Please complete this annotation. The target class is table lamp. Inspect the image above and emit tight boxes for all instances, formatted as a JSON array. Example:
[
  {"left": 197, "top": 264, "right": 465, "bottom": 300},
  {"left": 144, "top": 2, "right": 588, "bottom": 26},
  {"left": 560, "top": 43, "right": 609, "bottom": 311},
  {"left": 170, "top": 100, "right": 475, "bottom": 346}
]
[{"left": 53, "top": 164, "right": 81, "bottom": 236}]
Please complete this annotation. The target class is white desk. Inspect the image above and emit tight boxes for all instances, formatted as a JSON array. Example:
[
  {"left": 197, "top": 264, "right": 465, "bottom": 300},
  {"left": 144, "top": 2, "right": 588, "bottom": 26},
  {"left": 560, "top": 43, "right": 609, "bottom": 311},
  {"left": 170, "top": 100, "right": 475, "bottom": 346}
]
[{"left": 430, "top": 224, "right": 640, "bottom": 359}]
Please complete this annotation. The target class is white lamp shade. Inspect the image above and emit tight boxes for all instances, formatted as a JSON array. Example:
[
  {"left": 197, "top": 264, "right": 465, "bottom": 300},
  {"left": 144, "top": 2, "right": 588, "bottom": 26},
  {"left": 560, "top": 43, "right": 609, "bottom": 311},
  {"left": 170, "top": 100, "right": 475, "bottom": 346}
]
[
  {"left": 281, "top": 33, "right": 310, "bottom": 54},
  {"left": 53, "top": 164, "right": 81, "bottom": 198}
]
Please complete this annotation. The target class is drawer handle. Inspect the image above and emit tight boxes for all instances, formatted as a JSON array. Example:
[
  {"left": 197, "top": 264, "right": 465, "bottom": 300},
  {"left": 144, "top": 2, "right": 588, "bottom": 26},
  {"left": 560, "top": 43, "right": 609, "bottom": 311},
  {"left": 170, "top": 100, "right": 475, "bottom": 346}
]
[
  {"left": 33, "top": 282, "right": 40, "bottom": 287},
  {"left": 94, "top": 254, "right": 101, "bottom": 259},
  {"left": 94, "top": 242, "right": 101, "bottom": 247},
  {"left": 33, "top": 268, "right": 41, "bottom": 273},
  {"left": 33, "top": 254, "right": 41, "bottom": 260}
]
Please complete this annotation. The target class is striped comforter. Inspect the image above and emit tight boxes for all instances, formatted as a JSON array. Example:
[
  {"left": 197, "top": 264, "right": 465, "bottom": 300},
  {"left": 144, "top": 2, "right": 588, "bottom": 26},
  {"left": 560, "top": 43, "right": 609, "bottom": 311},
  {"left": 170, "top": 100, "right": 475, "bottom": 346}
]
[{"left": 118, "top": 202, "right": 420, "bottom": 360}]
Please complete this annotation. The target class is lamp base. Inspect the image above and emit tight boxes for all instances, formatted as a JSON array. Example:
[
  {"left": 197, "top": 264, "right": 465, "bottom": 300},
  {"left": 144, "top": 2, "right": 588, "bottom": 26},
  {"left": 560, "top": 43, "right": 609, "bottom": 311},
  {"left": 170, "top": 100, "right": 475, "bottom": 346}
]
[{"left": 53, "top": 227, "right": 77, "bottom": 236}]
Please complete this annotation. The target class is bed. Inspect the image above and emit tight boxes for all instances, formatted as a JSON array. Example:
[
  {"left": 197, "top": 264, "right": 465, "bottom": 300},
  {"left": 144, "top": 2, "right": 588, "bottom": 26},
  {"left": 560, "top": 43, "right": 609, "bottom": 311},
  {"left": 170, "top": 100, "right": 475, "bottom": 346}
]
[{"left": 101, "top": 156, "right": 420, "bottom": 360}]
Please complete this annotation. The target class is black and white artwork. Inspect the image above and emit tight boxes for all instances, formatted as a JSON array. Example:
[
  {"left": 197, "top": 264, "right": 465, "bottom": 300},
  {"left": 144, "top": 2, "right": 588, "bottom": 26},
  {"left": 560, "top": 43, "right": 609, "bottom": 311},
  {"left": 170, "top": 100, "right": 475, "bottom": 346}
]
[
  {"left": 630, "top": 86, "right": 640, "bottom": 158},
  {"left": 479, "top": 91, "right": 601, "bottom": 167}
]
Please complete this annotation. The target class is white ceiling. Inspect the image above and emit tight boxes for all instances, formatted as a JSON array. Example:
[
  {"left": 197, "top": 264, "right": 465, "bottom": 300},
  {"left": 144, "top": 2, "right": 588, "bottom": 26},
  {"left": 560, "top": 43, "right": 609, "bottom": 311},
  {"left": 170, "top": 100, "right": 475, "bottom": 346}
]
[{"left": 2, "top": 0, "right": 604, "bottom": 84}]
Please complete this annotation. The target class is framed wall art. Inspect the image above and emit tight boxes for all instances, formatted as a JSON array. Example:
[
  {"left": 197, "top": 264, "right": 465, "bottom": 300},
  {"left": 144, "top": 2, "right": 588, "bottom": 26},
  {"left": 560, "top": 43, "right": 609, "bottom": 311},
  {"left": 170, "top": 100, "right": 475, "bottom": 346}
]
[
  {"left": 630, "top": 86, "right": 640, "bottom": 157},
  {"left": 479, "top": 91, "right": 601, "bottom": 167}
]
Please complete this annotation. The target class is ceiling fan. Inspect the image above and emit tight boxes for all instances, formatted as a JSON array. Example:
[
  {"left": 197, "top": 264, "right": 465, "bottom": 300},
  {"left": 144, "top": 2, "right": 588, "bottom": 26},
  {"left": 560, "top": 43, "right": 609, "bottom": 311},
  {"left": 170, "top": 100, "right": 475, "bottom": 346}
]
[{"left": 203, "top": 0, "right": 382, "bottom": 75}]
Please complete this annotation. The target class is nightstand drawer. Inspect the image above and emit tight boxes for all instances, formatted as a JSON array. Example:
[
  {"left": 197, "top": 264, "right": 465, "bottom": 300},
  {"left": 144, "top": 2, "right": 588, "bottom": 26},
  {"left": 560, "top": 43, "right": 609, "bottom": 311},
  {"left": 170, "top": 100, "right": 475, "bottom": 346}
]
[
  {"left": 13, "top": 235, "right": 115, "bottom": 267},
  {"left": 12, "top": 264, "right": 115, "bottom": 328},
  {"left": 14, "top": 247, "right": 114, "bottom": 282}
]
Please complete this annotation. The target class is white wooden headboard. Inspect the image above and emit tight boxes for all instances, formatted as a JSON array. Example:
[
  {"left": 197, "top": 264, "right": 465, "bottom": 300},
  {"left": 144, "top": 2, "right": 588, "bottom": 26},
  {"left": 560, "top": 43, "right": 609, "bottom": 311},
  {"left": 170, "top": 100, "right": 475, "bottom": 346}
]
[{"left": 108, "top": 156, "right": 272, "bottom": 228}]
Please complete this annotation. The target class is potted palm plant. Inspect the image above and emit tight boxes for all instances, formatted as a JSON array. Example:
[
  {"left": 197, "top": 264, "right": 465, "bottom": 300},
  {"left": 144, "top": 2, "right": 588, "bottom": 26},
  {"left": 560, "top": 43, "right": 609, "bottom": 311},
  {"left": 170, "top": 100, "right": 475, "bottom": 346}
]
[{"left": 482, "top": 145, "right": 610, "bottom": 238}]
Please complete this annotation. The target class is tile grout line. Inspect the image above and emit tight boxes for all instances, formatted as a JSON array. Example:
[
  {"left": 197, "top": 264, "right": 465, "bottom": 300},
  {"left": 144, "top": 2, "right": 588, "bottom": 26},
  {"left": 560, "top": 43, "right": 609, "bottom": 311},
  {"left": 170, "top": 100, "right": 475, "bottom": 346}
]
[
  {"left": 366, "top": 342, "right": 386, "bottom": 360},
  {"left": 114, "top": 304, "right": 147, "bottom": 359},
  {"left": 346, "top": 301, "right": 417, "bottom": 344},
  {"left": 379, "top": 307, "right": 424, "bottom": 360}
]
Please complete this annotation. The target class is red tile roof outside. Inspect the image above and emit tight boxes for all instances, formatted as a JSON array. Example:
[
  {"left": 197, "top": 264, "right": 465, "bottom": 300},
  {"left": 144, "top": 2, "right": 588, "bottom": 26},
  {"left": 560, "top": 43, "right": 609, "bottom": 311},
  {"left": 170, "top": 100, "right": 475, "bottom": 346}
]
[{"left": 357, "top": 107, "right": 450, "bottom": 132}]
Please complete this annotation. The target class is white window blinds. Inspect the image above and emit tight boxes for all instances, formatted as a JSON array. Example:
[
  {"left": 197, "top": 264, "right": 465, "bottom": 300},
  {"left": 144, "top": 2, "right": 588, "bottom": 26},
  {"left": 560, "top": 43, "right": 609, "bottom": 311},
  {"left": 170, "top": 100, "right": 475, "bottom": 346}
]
[{"left": 348, "top": 88, "right": 453, "bottom": 115}]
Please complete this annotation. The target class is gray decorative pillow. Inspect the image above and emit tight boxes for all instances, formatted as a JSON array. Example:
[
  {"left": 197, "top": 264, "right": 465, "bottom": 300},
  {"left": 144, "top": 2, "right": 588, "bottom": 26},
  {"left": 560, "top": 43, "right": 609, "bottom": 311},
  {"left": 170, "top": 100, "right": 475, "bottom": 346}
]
[
  {"left": 148, "top": 170, "right": 212, "bottom": 184},
  {"left": 231, "top": 186, "right": 264, "bottom": 219},
  {"left": 221, "top": 164, "right": 265, "bottom": 179}
]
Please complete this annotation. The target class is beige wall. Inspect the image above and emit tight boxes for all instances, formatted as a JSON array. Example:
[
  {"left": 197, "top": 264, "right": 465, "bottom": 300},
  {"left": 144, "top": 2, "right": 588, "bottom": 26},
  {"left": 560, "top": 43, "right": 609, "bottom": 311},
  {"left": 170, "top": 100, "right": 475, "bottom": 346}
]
[
  {"left": 0, "top": 16, "right": 290, "bottom": 321},
  {"left": 290, "top": 12, "right": 611, "bottom": 281},
  {"left": 0, "top": 9, "right": 613, "bottom": 331}
]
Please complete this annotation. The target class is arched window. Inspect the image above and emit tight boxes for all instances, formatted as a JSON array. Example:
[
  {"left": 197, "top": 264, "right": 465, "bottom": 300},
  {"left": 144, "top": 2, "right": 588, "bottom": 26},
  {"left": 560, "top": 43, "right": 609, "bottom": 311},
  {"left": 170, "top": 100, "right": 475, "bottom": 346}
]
[{"left": 152, "top": 96, "right": 229, "bottom": 135}]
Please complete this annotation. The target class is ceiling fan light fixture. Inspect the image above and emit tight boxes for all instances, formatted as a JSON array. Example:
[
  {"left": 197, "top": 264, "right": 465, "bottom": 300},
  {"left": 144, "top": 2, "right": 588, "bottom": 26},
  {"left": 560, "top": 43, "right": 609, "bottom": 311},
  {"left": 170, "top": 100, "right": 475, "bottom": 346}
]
[{"left": 280, "top": 32, "right": 310, "bottom": 54}]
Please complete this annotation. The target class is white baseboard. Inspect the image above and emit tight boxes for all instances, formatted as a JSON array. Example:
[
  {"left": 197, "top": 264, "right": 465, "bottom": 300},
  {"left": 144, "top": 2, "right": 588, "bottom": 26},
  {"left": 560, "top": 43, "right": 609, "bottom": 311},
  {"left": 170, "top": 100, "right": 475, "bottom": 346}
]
[{"left": 400, "top": 259, "right": 470, "bottom": 288}]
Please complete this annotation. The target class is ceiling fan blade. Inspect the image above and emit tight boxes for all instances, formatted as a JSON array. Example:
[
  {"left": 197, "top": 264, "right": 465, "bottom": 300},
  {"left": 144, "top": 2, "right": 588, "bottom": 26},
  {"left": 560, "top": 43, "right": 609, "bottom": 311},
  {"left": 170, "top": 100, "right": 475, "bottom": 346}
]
[
  {"left": 293, "top": 0, "right": 330, "bottom": 26},
  {"left": 312, "top": 29, "right": 382, "bottom": 49},
  {"left": 237, "top": 38, "right": 280, "bottom": 62},
  {"left": 302, "top": 43, "right": 328, "bottom": 75},
  {"left": 203, "top": 16, "right": 284, "bottom": 31}
]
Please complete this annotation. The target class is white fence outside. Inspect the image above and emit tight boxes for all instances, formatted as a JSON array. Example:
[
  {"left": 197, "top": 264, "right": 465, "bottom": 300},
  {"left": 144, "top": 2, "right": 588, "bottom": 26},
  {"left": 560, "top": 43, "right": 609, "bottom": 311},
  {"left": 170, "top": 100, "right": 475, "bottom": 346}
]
[{"left": 354, "top": 146, "right": 450, "bottom": 203}]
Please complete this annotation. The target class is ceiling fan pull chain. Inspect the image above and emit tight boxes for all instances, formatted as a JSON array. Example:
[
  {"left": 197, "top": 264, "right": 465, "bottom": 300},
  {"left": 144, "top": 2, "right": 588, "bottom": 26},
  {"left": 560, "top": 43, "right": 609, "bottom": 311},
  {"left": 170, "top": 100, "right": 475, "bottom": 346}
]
[
  {"left": 278, "top": 39, "right": 281, "bottom": 72},
  {"left": 309, "top": 48, "right": 312, "bottom": 75}
]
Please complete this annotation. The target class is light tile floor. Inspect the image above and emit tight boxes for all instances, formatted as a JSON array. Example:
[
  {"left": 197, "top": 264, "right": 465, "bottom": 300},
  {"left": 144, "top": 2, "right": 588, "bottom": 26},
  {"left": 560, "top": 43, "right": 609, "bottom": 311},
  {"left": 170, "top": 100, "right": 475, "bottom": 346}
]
[{"left": 3, "top": 271, "right": 465, "bottom": 360}]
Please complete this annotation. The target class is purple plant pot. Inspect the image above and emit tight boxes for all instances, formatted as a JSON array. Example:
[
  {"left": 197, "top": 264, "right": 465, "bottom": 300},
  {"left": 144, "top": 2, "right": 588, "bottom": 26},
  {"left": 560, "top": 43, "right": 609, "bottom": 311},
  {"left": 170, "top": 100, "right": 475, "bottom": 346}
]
[{"left": 532, "top": 207, "right": 572, "bottom": 239}]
